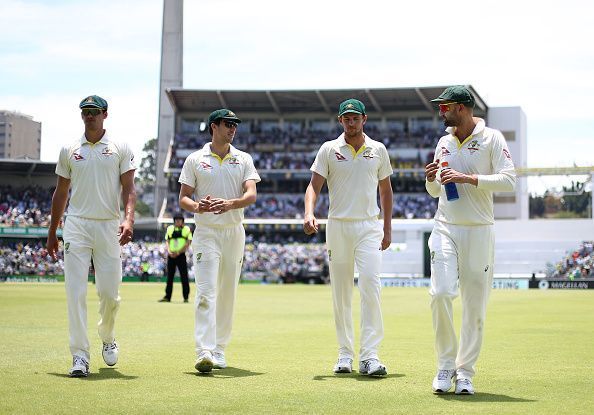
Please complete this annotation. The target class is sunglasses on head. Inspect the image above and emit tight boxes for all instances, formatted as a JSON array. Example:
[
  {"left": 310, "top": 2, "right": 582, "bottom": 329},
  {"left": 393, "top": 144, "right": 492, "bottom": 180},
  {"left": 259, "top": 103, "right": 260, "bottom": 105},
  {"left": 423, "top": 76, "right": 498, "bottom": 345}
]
[
  {"left": 81, "top": 108, "right": 103, "bottom": 116},
  {"left": 223, "top": 120, "right": 237, "bottom": 128}
]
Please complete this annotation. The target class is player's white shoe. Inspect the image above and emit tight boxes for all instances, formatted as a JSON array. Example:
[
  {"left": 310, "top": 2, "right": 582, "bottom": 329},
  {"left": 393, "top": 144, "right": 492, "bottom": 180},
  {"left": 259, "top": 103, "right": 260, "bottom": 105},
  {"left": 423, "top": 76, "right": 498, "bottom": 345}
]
[
  {"left": 333, "top": 357, "right": 353, "bottom": 373},
  {"left": 213, "top": 351, "right": 227, "bottom": 369},
  {"left": 195, "top": 351, "right": 214, "bottom": 373},
  {"left": 455, "top": 378, "right": 475, "bottom": 395},
  {"left": 102, "top": 341, "right": 119, "bottom": 366},
  {"left": 69, "top": 355, "right": 89, "bottom": 377},
  {"left": 432, "top": 369, "right": 456, "bottom": 393},
  {"left": 359, "top": 359, "right": 387, "bottom": 376}
]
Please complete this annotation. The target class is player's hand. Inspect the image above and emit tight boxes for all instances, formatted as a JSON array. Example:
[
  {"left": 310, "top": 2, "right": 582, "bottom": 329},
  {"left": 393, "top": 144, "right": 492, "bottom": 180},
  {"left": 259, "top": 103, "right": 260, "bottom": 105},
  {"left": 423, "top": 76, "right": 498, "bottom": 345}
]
[
  {"left": 208, "top": 197, "right": 232, "bottom": 214},
  {"left": 425, "top": 159, "right": 440, "bottom": 182},
  {"left": 440, "top": 167, "right": 467, "bottom": 185},
  {"left": 303, "top": 214, "right": 318, "bottom": 235},
  {"left": 46, "top": 233, "right": 60, "bottom": 260},
  {"left": 380, "top": 231, "right": 391, "bottom": 251},
  {"left": 196, "top": 195, "right": 212, "bottom": 213},
  {"left": 118, "top": 219, "right": 134, "bottom": 245}
]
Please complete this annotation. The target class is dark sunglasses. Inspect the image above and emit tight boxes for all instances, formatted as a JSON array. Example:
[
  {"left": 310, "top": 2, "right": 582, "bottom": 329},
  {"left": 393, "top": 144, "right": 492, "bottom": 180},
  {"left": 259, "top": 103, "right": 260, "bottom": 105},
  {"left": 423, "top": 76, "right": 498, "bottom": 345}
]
[
  {"left": 223, "top": 120, "right": 238, "bottom": 129},
  {"left": 81, "top": 108, "right": 103, "bottom": 116}
]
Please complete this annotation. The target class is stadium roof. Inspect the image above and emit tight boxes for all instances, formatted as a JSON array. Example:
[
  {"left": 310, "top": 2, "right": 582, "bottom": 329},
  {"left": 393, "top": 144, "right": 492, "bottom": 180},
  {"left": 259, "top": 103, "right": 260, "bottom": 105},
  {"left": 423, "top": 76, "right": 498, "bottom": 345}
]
[
  {"left": 166, "top": 86, "right": 488, "bottom": 116},
  {"left": 0, "top": 159, "right": 56, "bottom": 176}
]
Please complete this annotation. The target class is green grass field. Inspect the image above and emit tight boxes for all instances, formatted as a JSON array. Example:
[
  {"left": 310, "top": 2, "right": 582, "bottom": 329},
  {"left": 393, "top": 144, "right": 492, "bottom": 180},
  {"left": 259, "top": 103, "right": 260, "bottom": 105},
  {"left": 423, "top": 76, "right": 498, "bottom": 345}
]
[{"left": 1, "top": 283, "right": 593, "bottom": 414}]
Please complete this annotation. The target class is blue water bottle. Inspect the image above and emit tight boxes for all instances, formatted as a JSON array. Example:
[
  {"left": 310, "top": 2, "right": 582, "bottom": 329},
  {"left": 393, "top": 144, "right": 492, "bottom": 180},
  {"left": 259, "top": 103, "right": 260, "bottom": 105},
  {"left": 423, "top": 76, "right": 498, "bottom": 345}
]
[{"left": 441, "top": 161, "right": 459, "bottom": 201}]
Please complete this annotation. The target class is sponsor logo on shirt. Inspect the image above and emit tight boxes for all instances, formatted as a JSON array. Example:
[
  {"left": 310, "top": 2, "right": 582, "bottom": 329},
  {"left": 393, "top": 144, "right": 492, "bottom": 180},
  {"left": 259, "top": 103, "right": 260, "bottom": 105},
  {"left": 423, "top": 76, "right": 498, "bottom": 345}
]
[
  {"left": 440, "top": 147, "right": 451, "bottom": 157},
  {"left": 227, "top": 156, "right": 240, "bottom": 165},
  {"left": 503, "top": 148, "right": 512, "bottom": 160},
  {"left": 64, "top": 242, "right": 70, "bottom": 254},
  {"left": 467, "top": 140, "right": 480, "bottom": 154},
  {"left": 199, "top": 161, "right": 213, "bottom": 170},
  {"left": 334, "top": 152, "right": 347, "bottom": 161},
  {"left": 72, "top": 152, "right": 85, "bottom": 161},
  {"left": 196, "top": 253, "right": 202, "bottom": 262},
  {"left": 101, "top": 146, "right": 113, "bottom": 156}
]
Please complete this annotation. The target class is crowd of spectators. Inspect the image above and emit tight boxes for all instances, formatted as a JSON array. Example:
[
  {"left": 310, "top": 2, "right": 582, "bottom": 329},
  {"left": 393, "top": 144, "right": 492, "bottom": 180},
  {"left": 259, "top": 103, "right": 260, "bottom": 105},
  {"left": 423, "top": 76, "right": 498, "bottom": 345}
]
[
  {"left": 550, "top": 241, "right": 593, "bottom": 279},
  {"left": 0, "top": 239, "right": 329, "bottom": 284},
  {"left": 244, "top": 193, "right": 437, "bottom": 219},
  {"left": 0, "top": 185, "right": 53, "bottom": 227},
  {"left": 0, "top": 241, "right": 63, "bottom": 276},
  {"left": 168, "top": 121, "right": 442, "bottom": 171},
  {"left": 243, "top": 242, "right": 328, "bottom": 283}
]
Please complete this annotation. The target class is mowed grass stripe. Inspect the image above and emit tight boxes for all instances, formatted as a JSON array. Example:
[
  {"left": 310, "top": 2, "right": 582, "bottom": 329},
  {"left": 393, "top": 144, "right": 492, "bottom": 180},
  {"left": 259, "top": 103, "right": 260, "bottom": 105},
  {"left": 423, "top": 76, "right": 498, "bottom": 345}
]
[{"left": 0, "top": 284, "right": 592, "bottom": 414}]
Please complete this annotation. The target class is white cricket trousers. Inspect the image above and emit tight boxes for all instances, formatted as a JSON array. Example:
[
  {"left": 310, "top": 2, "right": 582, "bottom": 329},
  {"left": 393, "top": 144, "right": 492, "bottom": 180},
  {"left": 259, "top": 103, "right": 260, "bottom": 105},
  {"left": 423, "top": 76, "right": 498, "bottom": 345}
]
[
  {"left": 429, "top": 220, "right": 494, "bottom": 379},
  {"left": 63, "top": 216, "right": 122, "bottom": 361},
  {"left": 192, "top": 224, "right": 245, "bottom": 355},
  {"left": 326, "top": 218, "right": 384, "bottom": 361}
]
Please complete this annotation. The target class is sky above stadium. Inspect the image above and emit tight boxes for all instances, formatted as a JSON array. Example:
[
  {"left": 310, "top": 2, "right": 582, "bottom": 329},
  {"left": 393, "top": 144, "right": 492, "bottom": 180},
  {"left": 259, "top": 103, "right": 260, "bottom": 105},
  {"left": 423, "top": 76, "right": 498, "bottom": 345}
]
[{"left": 1, "top": 0, "right": 593, "bottom": 193}]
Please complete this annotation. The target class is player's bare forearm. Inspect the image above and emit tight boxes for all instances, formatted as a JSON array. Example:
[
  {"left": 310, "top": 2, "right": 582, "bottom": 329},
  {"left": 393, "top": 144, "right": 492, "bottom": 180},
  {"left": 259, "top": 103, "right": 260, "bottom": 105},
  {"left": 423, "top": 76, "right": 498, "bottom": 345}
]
[
  {"left": 304, "top": 173, "right": 325, "bottom": 235},
  {"left": 120, "top": 170, "right": 136, "bottom": 224},
  {"left": 47, "top": 176, "right": 70, "bottom": 259},
  {"left": 119, "top": 170, "right": 136, "bottom": 245},
  {"left": 179, "top": 183, "right": 203, "bottom": 213},
  {"left": 379, "top": 177, "right": 393, "bottom": 250}
]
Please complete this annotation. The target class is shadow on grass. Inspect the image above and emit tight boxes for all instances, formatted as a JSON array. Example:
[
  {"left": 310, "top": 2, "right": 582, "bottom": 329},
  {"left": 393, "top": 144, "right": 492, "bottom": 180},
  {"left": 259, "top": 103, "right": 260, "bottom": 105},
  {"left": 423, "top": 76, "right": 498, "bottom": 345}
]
[
  {"left": 47, "top": 368, "right": 138, "bottom": 380},
  {"left": 436, "top": 393, "right": 536, "bottom": 402},
  {"left": 184, "top": 367, "right": 264, "bottom": 379},
  {"left": 313, "top": 373, "right": 405, "bottom": 382}
]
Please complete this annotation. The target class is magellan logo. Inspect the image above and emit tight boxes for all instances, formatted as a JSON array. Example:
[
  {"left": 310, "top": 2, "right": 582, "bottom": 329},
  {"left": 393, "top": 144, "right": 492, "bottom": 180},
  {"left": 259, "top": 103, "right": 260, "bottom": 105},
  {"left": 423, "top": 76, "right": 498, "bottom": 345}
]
[
  {"left": 335, "top": 152, "right": 347, "bottom": 161},
  {"left": 440, "top": 147, "right": 451, "bottom": 157},
  {"left": 72, "top": 152, "right": 85, "bottom": 161},
  {"left": 199, "top": 162, "right": 212, "bottom": 170}
]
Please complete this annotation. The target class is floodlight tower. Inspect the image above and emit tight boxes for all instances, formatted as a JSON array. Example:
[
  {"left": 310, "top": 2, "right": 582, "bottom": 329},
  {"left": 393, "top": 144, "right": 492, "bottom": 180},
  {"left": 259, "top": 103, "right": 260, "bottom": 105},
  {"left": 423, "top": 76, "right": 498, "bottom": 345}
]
[{"left": 155, "top": 0, "right": 183, "bottom": 216}]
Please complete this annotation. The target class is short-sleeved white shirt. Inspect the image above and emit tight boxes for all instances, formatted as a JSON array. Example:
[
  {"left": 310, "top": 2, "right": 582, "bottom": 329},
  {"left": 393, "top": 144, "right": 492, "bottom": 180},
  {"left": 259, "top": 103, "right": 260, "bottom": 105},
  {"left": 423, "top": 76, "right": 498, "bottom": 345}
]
[
  {"left": 310, "top": 133, "right": 393, "bottom": 220},
  {"left": 55, "top": 132, "right": 136, "bottom": 220},
  {"left": 179, "top": 143, "right": 261, "bottom": 226}
]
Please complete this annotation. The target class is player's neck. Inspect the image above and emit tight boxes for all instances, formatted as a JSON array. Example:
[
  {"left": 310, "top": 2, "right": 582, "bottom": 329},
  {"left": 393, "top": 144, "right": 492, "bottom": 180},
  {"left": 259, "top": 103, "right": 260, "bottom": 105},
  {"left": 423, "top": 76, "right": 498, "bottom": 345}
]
[
  {"left": 344, "top": 132, "right": 365, "bottom": 151},
  {"left": 85, "top": 128, "right": 105, "bottom": 144},
  {"left": 453, "top": 118, "right": 476, "bottom": 142},
  {"left": 210, "top": 140, "right": 230, "bottom": 159}
]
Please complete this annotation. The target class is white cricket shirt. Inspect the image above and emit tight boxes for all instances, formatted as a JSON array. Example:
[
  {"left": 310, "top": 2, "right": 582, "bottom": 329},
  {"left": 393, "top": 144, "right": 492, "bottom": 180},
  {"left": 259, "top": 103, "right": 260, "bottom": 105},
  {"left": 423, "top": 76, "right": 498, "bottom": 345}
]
[
  {"left": 55, "top": 132, "right": 136, "bottom": 220},
  {"left": 310, "top": 133, "right": 393, "bottom": 220},
  {"left": 425, "top": 118, "right": 516, "bottom": 225},
  {"left": 179, "top": 143, "right": 261, "bottom": 226}
]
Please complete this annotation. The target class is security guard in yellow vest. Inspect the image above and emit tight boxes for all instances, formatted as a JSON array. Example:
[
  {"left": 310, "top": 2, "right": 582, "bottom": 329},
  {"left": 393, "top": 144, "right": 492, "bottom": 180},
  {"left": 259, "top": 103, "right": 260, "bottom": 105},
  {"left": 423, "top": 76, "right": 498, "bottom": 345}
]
[{"left": 159, "top": 212, "right": 192, "bottom": 302}]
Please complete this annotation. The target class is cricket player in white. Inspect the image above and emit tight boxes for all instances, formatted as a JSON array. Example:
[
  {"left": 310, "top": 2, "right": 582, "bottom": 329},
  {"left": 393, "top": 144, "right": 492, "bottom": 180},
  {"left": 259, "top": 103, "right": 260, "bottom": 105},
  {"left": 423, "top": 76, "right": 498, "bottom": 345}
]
[
  {"left": 425, "top": 86, "right": 516, "bottom": 394},
  {"left": 304, "top": 99, "right": 393, "bottom": 376},
  {"left": 47, "top": 95, "right": 136, "bottom": 377},
  {"left": 178, "top": 109, "right": 260, "bottom": 373}
]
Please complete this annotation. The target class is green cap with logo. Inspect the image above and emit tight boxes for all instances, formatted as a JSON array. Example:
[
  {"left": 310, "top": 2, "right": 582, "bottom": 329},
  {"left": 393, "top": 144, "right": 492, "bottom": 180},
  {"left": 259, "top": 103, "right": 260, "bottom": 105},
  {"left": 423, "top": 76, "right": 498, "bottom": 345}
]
[
  {"left": 79, "top": 95, "right": 108, "bottom": 110},
  {"left": 431, "top": 86, "right": 475, "bottom": 107},
  {"left": 207, "top": 109, "right": 242, "bottom": 125},
  {"left": 338, "top": 98, "right": 366, "bottom": 116}
]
